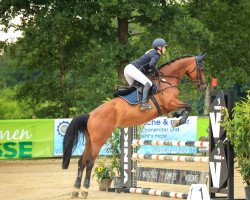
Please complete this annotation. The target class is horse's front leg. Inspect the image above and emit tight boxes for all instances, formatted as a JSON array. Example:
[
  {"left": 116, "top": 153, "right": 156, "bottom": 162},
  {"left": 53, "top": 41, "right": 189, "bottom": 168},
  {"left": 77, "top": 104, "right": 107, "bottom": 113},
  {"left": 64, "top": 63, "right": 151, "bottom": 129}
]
[
  {"left": 170, "top": 100, "right": 192, "bottom": 128},
  {"left": 178, "top": 104, "right": 191, "bottom": 126}
]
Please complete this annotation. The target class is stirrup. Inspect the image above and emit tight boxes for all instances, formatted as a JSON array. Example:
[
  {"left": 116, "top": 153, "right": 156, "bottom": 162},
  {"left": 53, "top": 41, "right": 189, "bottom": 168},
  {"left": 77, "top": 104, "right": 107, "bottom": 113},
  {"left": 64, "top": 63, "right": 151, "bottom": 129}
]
[{"left": 140, "top": 103, "right": 152, "bottom": 111}]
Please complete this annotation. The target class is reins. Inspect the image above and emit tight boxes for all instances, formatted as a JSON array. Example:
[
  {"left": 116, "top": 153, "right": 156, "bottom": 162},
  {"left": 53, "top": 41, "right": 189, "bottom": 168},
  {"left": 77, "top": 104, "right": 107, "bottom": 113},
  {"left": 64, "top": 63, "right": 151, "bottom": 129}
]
[
  {"left": 145, "top": 55, "right": 206, "bottom": 116},
  {"left": 151, "top": 57, "right": 206, "bottom": 93},
  {"left": 151, "top": 73, "right": 179, "bottom": 94}
]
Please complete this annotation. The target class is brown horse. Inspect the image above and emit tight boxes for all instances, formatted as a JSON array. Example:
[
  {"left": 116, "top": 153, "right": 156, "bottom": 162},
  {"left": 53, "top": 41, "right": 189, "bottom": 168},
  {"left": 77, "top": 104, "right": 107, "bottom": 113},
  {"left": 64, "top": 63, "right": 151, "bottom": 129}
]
[{"left": 62, "top": 54, "right": 207, "bottom": 198}]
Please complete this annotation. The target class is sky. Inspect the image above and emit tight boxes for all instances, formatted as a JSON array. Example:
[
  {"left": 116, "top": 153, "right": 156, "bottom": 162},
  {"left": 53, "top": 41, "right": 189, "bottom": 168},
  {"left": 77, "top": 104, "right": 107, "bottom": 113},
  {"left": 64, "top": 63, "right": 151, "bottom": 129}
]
[
  {"left": 0, "top": 16, "right": 22, "bottom": 42},
  {"left": 0, "top": 26, "right": 22, "bottom": 42}
]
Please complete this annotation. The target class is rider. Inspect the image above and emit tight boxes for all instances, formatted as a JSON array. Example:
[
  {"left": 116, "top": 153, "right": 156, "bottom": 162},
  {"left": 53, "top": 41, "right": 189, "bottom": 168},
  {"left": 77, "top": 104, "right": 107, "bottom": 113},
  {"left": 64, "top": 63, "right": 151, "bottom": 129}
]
[{"left": 124, "top": 38, "right": 167, "bottom": 110}]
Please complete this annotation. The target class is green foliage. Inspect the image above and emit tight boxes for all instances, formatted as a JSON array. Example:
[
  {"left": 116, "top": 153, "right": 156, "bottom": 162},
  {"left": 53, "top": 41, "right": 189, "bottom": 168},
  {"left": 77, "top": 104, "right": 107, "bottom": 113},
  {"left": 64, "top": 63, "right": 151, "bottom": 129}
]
[
  {"left": 0, "top": 0, "right": 249, "bottom": 118},
  {"left": 188, "top": 0, "right": 250, "bottom": 87},
  {"left": 178, "top": 78, "right": 205, "bottom": 115},
  {"left": 221, "top": 91, "right": 250, "bottom": 185},
  {"left": 0, "top": 87, "right": 33, "bottom": 119},
  {"left": 107, "top": 129, "right": 121, "bottom": 176},
  {"left": 0, "top": 50, "right": 20, "bottom": 87},
  {"left": 107, "top": 125, "right": 144, "bottom": 176}
]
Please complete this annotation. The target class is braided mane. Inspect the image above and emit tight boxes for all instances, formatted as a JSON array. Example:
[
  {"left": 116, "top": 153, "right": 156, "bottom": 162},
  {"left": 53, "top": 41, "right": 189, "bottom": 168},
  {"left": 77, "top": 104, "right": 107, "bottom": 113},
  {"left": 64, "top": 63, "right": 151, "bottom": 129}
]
[{"left": 160, "top": 55, "right": 193, "bottom": 69}]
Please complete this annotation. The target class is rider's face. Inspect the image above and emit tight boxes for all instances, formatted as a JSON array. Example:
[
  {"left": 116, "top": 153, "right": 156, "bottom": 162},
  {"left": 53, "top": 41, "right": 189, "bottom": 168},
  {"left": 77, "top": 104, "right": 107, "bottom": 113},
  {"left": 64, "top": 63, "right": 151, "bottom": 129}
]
[{"left": 161, "top": 46, "right": 167, "bottom": 55}]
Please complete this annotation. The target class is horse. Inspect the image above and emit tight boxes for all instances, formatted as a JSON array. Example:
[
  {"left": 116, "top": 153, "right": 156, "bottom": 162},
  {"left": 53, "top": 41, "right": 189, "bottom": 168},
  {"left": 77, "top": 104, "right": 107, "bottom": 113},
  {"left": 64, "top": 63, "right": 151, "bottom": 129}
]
[{"left": 62, "top": 53, "right": 207, "bottom": 198}]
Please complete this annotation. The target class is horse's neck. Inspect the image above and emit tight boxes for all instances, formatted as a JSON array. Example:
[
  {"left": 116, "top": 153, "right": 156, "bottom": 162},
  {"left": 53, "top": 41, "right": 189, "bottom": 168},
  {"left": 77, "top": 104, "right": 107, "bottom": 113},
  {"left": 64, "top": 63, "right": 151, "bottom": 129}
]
[{"left": 162, "top": 58, "right": 194, "bottom": 81}]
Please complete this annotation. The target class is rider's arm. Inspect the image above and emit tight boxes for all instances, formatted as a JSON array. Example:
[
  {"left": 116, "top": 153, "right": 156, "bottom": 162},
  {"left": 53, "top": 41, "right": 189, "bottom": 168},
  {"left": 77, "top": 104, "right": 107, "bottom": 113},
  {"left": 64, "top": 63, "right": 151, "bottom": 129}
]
[{"left": 149, "top": 54, "right": 160, "bottom": 73}]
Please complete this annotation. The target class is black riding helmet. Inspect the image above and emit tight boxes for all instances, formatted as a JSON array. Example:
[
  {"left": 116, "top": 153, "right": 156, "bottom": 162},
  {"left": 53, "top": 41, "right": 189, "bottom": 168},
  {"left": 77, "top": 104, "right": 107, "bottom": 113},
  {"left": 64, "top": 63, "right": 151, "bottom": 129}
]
[{"left": 152, "top": 38, "right": 168, "bottom": 49}]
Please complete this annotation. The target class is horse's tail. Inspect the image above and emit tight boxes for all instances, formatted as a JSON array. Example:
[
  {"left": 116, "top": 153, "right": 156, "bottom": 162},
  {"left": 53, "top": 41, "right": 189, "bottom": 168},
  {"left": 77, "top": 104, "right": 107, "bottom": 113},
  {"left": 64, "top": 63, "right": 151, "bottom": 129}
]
[{"left": 62, "top": 113, "right": 90, "bottom": 169}]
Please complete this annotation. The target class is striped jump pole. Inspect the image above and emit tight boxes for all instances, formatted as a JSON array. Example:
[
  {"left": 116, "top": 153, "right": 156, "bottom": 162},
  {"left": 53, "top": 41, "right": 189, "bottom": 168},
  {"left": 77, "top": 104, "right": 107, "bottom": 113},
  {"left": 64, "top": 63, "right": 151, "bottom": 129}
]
[
  {"left": 119, "top": 91, "right": 235, "bottom": 199},
  {"left": 132, "top": 139, "right": 209, "bottom": 148},
  {"left": 132, "top": 153, "right": 209, "bottom": 163},
  {"left": 130, "top": 187, "right": 188, "bottom": 199}
]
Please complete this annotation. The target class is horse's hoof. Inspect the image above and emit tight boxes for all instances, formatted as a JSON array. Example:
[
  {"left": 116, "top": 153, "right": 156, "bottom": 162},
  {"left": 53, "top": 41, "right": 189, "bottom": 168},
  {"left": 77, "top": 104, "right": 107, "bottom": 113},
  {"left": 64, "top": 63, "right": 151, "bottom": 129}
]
[
  {"left": 171, "top": 120, "right": 180, "bottom": 128},
  {"left": 81, "top": 187, "right": 89, "bottom": 199},
  {"left": 71, "top": 191, "right": 79, "bottom": 199},
  {"left": 81, "top": 191, "right": 88, "bottom": 199}
]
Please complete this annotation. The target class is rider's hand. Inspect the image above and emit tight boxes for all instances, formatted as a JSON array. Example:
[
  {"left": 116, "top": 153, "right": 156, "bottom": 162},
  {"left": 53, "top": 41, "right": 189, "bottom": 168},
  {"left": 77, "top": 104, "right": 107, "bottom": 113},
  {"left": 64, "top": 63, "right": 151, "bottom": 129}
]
[{"left": 154, "top": 70, "right": 160, "bottom": 76}]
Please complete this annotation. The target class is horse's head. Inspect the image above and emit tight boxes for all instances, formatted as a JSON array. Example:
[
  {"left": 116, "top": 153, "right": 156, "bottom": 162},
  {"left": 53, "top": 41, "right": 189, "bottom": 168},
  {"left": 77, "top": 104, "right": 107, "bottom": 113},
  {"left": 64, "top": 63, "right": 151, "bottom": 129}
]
[
  {"left": 186, "top": 53, "right": 207, "bottom": 92},
  {"left": 158, "top": 54, "right": 207, "bottom": 92}
]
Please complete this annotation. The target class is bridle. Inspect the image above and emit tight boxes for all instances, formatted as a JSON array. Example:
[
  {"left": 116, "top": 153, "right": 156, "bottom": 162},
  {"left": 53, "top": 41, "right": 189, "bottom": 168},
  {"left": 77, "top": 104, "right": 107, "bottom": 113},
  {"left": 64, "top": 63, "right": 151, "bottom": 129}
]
[
  {"left": 152, "top": 57, "right": 206, "bottom": 93},
  {"left": 146, "top": 55, "right": 206, "bottom": 116},
  {"left": 186, "top": 58, "right": 206, "bottom": 91}
]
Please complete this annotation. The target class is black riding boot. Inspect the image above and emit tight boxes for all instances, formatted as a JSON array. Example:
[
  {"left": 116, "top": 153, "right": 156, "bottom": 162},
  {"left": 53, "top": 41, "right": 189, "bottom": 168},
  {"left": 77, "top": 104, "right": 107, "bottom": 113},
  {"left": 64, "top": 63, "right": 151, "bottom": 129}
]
[{"left": 140, "top": 82, "right": 152, "bottom": 111}]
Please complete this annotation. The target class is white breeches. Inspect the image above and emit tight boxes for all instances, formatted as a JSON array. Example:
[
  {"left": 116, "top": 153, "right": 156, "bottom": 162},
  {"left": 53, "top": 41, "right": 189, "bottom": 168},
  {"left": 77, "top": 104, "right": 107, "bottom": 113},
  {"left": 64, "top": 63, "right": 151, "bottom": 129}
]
[{"left": 124, "top": 64, "right": 152, "bottom": 86}]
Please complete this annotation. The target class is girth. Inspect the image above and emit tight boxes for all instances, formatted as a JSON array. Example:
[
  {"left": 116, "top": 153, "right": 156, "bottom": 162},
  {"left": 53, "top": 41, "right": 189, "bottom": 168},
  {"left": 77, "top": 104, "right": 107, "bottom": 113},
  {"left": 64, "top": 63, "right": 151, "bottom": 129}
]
[{"left": 149, "top": 95, "right": 162, "bottom": 116}]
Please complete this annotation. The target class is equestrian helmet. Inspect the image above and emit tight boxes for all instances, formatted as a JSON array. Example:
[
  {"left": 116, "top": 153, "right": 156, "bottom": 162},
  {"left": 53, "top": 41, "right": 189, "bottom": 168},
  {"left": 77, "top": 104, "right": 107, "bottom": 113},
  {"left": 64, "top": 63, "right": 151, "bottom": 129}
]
[{"left": 152, "top": 38, "right": 167, "bottom": 48}]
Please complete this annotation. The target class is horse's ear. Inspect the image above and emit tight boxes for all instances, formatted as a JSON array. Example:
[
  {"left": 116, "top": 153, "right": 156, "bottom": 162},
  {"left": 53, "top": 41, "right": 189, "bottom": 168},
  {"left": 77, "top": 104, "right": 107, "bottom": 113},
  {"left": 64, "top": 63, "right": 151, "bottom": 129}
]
[
  {"left": 201, "top": 53, "right": 207, "bottom": 60},
  {"left": 196, "top": 53, "right": 207, "bottom": 64}
]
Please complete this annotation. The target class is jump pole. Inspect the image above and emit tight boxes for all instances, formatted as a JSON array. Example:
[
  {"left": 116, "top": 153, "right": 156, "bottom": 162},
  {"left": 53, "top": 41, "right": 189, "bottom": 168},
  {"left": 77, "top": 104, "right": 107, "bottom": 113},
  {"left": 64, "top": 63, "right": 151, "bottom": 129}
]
[{"left": 120, "top": 90, "right": 234, "bottom": 200}]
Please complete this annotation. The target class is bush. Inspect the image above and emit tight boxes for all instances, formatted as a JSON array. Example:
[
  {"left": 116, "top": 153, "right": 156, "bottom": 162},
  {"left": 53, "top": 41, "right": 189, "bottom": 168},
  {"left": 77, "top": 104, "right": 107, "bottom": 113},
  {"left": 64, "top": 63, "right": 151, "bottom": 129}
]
[{"left": 221, "top": 91, "right": 250, "bottom": 185}]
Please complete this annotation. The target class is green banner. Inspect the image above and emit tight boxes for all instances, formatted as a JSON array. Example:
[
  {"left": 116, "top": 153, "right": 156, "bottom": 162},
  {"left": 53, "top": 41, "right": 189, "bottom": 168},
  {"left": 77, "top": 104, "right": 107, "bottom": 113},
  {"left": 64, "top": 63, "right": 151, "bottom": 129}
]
[
  {"left": 0, "top": 119, "right": 54, "bottom": 159},
  {"left": 197, "top": 117, "right": 209, "bottom": 140}
]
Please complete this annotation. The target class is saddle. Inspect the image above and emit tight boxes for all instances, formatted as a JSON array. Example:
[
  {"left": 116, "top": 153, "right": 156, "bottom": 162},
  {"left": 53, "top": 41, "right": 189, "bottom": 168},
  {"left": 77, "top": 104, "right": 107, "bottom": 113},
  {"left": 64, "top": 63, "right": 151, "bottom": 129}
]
[
  {"left": 113, "top": 81, "right": 158, "bottom": 105},
  {"left": 113, "top": 81, "right": 162, "bottom": 116}
]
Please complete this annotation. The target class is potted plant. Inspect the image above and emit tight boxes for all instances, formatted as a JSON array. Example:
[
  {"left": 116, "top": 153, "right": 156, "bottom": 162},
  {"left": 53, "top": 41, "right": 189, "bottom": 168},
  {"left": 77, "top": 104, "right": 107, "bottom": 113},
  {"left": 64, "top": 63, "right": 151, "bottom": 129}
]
[
  {"left": 221, "top": 91, "right": 250, "bottom": 199},
  {"left": 93, "top": 161, "right": 114, "bottom": 191}
]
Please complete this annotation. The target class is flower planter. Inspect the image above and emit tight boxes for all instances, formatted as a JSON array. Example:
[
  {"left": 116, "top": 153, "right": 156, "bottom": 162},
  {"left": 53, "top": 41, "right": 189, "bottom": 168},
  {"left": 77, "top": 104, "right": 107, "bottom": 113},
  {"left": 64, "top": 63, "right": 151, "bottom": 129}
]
[
  {"left": 113, "top": 176, "right": 123, "bottom": 188},
  {"left": 98, "top": 179, "right": 112, "bottom": 191},
  {"left": 245, "top": 186, "right": 250, "bottom": 200}
]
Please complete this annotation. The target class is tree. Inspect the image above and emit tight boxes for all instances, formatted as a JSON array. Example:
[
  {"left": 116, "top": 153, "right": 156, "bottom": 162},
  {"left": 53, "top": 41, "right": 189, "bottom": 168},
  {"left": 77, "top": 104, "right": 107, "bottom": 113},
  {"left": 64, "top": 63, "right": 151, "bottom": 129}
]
[
  {"left": 0, "top": 87, "right": 33, "bottom": 119},
  {"left": 0, "top": 0, "right": 248, "bottom": 118},
  {"left": 188, "top": 0, "right": 250, "bottom": 87},
  {"left": 1, "top": 0, "right": 116, "bottom": 117}
]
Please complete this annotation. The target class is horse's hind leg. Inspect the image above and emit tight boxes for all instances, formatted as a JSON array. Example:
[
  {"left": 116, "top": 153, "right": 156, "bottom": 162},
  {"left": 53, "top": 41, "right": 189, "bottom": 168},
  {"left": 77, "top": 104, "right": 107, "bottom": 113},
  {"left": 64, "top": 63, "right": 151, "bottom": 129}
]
[
  {"left": 80, "top": 113, "right": 116, "bottom": 198},
  {"left": 71, "top": 134, "right": 92, "bottom": 198},
  {"left": 71, "top": 157, "right": 84, "bottom": 198},
  {"left": 81, "top": 144, "right": 102, "bottom": 199},
  {"left": 76, "top": 130, "right": 95, "bottom": 199},
  {"left": 81, "top": 125, "right": 114, "bottom": 198}
]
